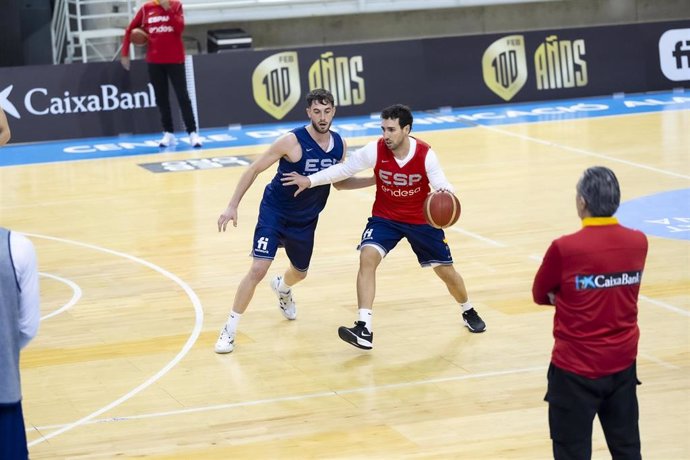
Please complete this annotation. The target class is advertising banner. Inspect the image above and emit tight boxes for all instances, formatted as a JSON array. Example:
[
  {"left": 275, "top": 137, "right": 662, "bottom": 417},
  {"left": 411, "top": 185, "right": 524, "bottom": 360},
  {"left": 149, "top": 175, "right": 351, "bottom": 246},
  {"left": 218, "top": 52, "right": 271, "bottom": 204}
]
[{"left": 1, "top": 20, "right": 688, "bottom": 143}]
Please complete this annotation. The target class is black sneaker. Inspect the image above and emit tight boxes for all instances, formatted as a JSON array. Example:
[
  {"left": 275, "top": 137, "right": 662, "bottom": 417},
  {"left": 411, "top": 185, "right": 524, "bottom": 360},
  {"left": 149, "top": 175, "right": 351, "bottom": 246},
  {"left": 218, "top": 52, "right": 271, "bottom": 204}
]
[
  {"left": 463, "top": 308, "right": 486, "bottom": 333},
  {"left": 338, "top": 321, "right": 373, "bottom": 350}
]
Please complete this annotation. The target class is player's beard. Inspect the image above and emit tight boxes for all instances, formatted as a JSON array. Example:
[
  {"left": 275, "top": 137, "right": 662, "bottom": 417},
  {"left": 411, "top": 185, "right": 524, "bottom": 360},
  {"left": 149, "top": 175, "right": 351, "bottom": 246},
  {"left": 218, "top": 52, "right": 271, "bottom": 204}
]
[{"left": 311, "top": 119, "right": 331, "bottom": 134}]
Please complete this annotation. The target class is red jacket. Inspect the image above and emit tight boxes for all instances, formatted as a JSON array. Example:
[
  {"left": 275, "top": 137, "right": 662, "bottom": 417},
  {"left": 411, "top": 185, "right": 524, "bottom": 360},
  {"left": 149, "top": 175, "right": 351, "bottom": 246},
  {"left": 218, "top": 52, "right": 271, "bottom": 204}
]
[
  {"left": 533, "top": 217, "right": 648, "bottom": 378},
  {"left": 122, "top": 0, "right": 185, "bottom": 63}
]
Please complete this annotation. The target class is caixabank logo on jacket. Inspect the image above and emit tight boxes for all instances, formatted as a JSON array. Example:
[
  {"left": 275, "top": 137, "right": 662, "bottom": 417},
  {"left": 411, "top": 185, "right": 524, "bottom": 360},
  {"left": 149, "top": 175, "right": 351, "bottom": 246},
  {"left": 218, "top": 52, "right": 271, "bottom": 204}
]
[
  {"left": 252, "top": 51, "right": 366, "bottom": 119},
  {"left": 482, "top": 34, "right": 588, "bottom": 101}
]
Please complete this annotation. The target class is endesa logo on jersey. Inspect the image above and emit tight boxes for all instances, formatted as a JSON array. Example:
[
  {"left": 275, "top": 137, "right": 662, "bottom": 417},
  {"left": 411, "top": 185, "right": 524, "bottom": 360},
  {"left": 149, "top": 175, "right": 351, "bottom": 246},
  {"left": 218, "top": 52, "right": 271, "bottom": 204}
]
[
  {"left": 575, "top": 271, "right": 642, "bottom": 290},
  {"left": 659, "top": 28, "right": 690, "bottom": 81},
  {"left": 378, "top": 171, "right": 423, "bottom": 197}
]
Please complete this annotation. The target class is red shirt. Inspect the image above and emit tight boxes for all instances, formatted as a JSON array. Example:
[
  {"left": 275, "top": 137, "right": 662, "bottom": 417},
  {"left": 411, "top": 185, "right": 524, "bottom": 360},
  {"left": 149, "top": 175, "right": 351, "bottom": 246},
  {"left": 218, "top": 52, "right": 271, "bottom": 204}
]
[
  {"left": 372, "top": 137, "right": 431, "bottom": 224},
  {"left": 122, "top": 1, "right": 185, "bottom": 63},
  {"left": 532, "top": 217, "right": 648, "bottom": 378}
]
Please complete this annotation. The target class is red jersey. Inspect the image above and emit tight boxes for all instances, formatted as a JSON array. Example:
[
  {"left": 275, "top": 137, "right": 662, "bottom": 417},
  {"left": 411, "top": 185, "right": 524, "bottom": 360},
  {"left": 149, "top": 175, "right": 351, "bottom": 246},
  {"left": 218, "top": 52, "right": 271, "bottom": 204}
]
[
  {"left": 122, "top": 1, "right": 185, "bottom": 64},
  {"left": 372, "top": 137, "right": 431, "bottom": 224},
  {"left": 532, "top": 217, "right": 648, "bottom": 378}
]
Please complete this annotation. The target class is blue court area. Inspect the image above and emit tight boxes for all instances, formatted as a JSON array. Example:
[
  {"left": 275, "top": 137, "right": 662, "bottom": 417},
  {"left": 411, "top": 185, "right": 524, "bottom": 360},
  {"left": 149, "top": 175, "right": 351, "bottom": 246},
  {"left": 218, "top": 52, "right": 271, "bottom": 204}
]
[
  {"left": 1, "top": 90, "right": 688, "bottom": 167},
  {"left": 617, "top": 189, "right": 690, "bottom": 241}
]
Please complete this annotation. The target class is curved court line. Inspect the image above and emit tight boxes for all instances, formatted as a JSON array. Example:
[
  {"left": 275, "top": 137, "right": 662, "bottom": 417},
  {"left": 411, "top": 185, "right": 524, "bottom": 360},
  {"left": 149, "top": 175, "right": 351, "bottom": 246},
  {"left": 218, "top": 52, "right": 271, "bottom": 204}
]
[
  {"left": 39, "top": 272, "right": 82, "bottom": 321},
  {"left": 476, "top": 123, "right": 690, "bottom": 180},
  {"left": 28, "top": 365, "right": 546, "bottom": 431},
  {"left": 23, "top": 233, "right": 204, "bottom": 447}
]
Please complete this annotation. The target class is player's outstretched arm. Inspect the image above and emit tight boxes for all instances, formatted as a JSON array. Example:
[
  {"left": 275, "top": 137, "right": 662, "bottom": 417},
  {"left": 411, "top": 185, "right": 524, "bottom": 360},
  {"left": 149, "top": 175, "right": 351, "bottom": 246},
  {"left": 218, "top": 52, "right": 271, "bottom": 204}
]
[{"left": 218, "top": 134, "right": 295, "bottom": 231}]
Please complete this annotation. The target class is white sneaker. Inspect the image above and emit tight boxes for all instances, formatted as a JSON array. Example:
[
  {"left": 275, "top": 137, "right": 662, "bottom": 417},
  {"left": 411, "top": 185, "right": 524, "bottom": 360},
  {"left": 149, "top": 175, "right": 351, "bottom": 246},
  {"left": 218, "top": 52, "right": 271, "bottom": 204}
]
[
  {"left": 189, "top": 131, "right": 202, "bottom": 148},
  {"left": 270, "top": 275, "right": 297, "bottom": 320},
  {"left": 158, "top": 132, "right": 176, "bottom": 147},
  {"left": 214, "top": 325, "right": 235, "bottom": 353}
]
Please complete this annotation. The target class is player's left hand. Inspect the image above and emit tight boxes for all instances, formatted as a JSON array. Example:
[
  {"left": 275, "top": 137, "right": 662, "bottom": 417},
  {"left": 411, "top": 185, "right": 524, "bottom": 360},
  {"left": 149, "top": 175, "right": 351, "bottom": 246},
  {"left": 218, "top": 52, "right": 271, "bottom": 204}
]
[{"left": 281, "top": 172, "right": 311, "bottom": 197}]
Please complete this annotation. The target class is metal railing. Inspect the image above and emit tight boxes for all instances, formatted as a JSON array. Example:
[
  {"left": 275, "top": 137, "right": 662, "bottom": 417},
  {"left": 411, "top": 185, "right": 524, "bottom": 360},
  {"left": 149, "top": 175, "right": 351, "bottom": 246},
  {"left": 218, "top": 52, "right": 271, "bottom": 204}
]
[{"left": 181, "top": 0, "right": 564, "bottom": 24}]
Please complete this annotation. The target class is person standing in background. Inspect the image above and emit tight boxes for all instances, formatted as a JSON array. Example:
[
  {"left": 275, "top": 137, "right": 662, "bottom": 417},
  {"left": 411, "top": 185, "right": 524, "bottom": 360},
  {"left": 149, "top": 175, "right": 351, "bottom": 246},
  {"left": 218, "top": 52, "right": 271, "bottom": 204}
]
[
  {"left": 0, "top": 228, "right": 40, "bottom": 459},
  {"left": 120, "top": 0, "right": 202, "bottom": 148},
  {"left": 1, "top": 110, "right": 41, "bottom": 459},
  {"left": 533, "top": 166, "right": 647, "bottom": 460}
]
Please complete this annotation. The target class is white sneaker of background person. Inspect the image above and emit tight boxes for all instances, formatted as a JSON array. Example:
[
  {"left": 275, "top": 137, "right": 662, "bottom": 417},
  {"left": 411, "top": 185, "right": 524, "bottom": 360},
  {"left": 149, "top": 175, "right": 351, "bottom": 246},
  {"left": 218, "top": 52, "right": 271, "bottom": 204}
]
[
  {"left": 158, "top": 132, "right": 176, "bottom": 148},
  {"left": 189, "top": 131, "right": 203, "bottom": 148}
]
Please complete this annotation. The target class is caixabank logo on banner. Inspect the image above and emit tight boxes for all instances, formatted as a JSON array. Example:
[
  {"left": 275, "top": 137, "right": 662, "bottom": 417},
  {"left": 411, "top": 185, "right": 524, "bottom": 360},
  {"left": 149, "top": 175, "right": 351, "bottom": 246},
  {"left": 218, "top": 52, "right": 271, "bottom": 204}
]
[
  {"left": 658, "top": 28, "right": 690, "bottom": 82},
  {"left": 251, "top": 50, "right": 367, "bottom": 119},
  {"left": 482, "top": 34, "right": 588, "bottom": 101},
  {"left": 0, "top": 83, "right": 156, "bottom": 120}
]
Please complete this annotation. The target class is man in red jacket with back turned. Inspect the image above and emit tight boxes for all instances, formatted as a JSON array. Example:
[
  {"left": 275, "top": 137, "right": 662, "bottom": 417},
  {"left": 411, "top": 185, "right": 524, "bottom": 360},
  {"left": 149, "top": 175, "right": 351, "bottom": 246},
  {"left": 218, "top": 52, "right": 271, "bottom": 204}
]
[
  {"left": 120, "top": 0, "right": 201, "bottom": 148},
  {"left": 533, "top": 166, "right": 647, "bottom": 460}
]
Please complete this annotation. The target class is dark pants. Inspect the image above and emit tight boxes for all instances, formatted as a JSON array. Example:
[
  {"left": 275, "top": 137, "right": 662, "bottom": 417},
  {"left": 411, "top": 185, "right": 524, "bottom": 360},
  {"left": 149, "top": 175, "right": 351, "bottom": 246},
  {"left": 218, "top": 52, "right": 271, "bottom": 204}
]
[
  {"left": 545, "top": 362, "right": 641, "bottom": 460},
  {"left": 147, "top": 62, "right": 197, "bottom": 134},
  {"left": 0, "top": 401, "right": 28, "bottom": 460}
]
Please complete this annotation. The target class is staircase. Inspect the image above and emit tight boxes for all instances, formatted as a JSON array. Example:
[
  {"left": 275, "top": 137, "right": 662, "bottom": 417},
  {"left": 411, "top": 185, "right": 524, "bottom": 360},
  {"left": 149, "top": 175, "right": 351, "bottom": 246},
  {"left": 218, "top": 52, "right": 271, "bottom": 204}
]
[{"left": 52, "top": 0, "right": 136, "bottom": 64}]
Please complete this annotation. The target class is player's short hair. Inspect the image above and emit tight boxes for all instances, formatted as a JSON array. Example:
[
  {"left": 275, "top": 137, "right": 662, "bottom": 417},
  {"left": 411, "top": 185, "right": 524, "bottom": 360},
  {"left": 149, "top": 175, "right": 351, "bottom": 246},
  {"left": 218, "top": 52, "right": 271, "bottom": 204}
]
[
  {"left": 576, "top": 166, "right": 621, "bottom": 217},
  {"left": 306, "top": 89, "right": 335, "bottom": 108},
  {"left": 381, "top": 104, "right": 413, "bottom": 131}
]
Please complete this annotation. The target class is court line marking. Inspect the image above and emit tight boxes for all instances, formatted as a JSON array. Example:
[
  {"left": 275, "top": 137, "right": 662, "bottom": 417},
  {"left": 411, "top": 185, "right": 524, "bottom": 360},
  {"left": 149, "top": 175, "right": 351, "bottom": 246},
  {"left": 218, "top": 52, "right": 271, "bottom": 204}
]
[
  {"left": 27, "top": 365, "right": 546, "bottom": 431},
  {"left": 638, "top": 294, "right": 690, "bottom": 317},
  {"left": 639, "top": 352, "right": 681, "bottom": 370},
  {"left": 476, "top": 123, "right": 690, "bottom": 180},
  {"left": 39, "top": 272, "right": 82, "bottom": 321},
  {"left": 24, "top": 233, "right": 204, "bottom": 447}
]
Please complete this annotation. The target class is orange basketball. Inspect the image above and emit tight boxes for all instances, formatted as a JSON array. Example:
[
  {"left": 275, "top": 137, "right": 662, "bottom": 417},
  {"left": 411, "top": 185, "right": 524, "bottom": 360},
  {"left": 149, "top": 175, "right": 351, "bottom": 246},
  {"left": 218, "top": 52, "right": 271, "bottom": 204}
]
[
  {"left": 423, "top": 191, "right": 461, "bottom": 229},
  {"left": 130, "top": 28, "right": 148, "bottom": 46}
]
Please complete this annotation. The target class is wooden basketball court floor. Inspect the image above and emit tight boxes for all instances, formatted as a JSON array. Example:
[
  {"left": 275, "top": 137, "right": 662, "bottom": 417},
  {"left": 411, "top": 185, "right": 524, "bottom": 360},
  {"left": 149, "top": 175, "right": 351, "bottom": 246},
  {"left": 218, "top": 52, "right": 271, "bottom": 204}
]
[{"left": 1, "top": 103, "right": 688, "bottom": 459}]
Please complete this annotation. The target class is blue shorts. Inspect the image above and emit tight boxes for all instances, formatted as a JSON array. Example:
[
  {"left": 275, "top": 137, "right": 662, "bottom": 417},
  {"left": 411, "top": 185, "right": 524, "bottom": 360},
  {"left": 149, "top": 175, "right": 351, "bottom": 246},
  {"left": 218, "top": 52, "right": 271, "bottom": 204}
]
[
  {"left": 251, "top": 207, "right": 318, "bottom": 272},
  {"left": 0, "top": 401, "right": 28, "bottom": 459},
  {"left": 357, "top": 216, "right": 453, "bottom": 267}
]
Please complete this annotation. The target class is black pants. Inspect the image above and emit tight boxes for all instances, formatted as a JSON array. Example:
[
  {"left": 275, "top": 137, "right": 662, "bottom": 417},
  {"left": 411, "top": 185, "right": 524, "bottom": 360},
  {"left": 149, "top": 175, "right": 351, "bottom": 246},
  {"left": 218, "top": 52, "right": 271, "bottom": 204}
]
[
  {"left": 147, "top": 62, "right": 197, "bottom": 134},
  {"left": 545, "top": 362, "right": 641, "bottom": 460},
  {"left": 0, "top": 401, "right": 28, "bottom": 460}
]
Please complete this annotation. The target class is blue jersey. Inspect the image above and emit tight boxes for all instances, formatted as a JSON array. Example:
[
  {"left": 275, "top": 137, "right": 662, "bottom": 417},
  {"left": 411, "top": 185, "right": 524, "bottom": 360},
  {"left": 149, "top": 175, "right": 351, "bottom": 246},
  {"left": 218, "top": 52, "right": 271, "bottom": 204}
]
[{"left": 260, "top": 126, "right": 344, "bottom": 222}]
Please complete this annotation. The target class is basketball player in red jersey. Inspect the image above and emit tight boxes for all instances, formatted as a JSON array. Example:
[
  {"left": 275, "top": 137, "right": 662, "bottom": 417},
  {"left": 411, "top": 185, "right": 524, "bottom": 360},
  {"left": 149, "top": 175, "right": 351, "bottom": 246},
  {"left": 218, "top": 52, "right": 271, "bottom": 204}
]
[
  {"left": 282, "top": 104, "right": 486, "bottom": 350},
  {"left": 120, "top": 0, "right": 201, "bottom": 148}
]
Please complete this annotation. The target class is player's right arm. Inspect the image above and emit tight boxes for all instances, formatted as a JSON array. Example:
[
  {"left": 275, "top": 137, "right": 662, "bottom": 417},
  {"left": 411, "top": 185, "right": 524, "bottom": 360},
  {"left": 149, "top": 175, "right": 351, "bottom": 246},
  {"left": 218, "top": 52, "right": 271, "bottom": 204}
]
[
  {"left": 218, "top": 134, "right": 296, "bottom": 231},
  {"left": 281, "top": 142, "right": 377, "bottom": 196},
  {"left": 120, "top": 4, "right": 145, "bottom": 69}
]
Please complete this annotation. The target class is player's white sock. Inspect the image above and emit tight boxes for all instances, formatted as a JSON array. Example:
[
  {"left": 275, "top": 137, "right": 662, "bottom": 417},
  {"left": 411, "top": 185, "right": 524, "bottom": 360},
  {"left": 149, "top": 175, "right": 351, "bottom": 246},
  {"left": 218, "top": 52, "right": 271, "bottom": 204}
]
[
  {"left": 358, "top": 308, "right": 373, "bottom": 331},
  {"left": 278, "top": 277, "right": 292, "bottom": 294},
  {"left": 226, "top": 311, "right": 242, "bottom": 334},
  {"left": 460, "top": 301, "right": 474, "bottom": 312}
]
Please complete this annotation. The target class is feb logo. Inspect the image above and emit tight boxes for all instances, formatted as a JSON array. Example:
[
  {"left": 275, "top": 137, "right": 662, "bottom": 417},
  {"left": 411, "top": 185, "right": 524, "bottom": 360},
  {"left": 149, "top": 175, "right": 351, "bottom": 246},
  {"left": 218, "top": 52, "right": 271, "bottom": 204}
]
[
  {"left": 252, "top": 51, "right": 301, "bottom": 120},
  {"left": 482, "top": 35, "right": 528, "bottom": 101}
]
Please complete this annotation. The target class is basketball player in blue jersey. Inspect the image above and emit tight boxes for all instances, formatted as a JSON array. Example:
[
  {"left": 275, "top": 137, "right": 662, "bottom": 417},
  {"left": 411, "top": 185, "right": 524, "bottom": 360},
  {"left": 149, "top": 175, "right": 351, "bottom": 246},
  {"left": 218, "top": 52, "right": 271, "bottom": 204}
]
[{"left": 214, "top": 89, "right": 374, "bottom": 354}]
